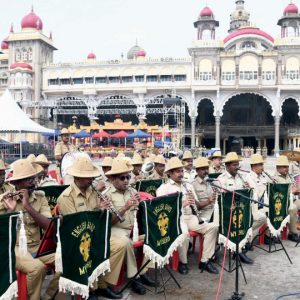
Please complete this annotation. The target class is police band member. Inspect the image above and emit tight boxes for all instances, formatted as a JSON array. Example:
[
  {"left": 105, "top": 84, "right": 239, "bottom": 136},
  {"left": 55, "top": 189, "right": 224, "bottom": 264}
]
[
  {"left": 105, "top": 159, "right": 158, "bottom": 295},
  {"left": 57, "top": 157, "right": 125, "bottom": 299},
  {"left": 289, "top": 147, "right": 300, "bottom": 175},
  {"left": 0, "top": 159, "right": 14, "bottom": 194},
  {"left": 208, "top": 151, "right": 225, "bottom": 174},
  {"left": 192, "top": 157, "right": 216, "bottom": 222},
  {"left": 129, "top": 153, "right": 144, "bottom": 187},
  {"left": 273, "top": 155, "right": 300, "bottom": 242},
  {"left": 0, "top": 159, "right": 59, "bottom": 300},
  {"left": 148, "top": 154, "right": 166, "bottom": 180},
  {"left": 182, "top": 151, "right": 196, "bottom": 183},
  {"left": 35, "top": 154, "right": 58, "bottom": 187},
  {"left": 217, "top": 152, "right": 253, "bottom": 264},
  {"left": 95, "top": 156, "right": 113, "bottom": 193},
  {"left": 156, "top": 157, "right": 219, "bottom": 275}
]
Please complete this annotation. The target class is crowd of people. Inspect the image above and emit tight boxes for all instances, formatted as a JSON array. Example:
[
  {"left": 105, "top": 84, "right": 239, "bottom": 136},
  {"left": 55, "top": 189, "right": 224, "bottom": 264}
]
[{"left": 0, "top": 128, "right": 300, "bottom": 299}]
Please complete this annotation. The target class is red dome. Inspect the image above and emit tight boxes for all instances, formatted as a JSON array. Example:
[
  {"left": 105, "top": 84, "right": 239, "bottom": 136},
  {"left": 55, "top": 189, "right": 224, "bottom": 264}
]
[
  {"left": 1, "top": 37, "right": 8, "bottom": 50},
  {"left": 284, "top": 3, "right": 299, "bottom": 14},
  {"left": 10, "top": 63, "right": 32, "bottom": 70},
  {"left": 224, "top": 27, "right": 274, "bottom": 44},
  {"left": 21, "top": 8, "right": 43, "bottom": 30},
  {"left": 87, "top": 53, "right": 96, "bottom": 59},
  {"left": 137, "top": 50, "right": 146, "bottom": 57},
  {"left": 200, "top": 6, "right": 214, "bottom": 17}
]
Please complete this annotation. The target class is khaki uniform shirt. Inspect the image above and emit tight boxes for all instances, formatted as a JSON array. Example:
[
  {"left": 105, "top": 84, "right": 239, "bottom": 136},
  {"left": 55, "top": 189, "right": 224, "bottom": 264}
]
[
  {"left": 273, "top": 172, "right": 292, "bottom": 184},
  {"left": 129, "top": 172, "right": 145, "bottom": 188},
  {"left": 38, "top": 177, "right": 59, "bottom": 187},
  {"left": 156, "top": 179, "right": 196, "bottom": 215},
  {"left": 290, "top": 161, "right": 300, "bottom": 176},
  {"left": 216, "top": 171, "right": 245, "bottom": 191},
  {"left": 192, "top": 177, "right": 214, "bottom": 221},
  {"left": 183, "top": 169, "right": 197, "bottom": 183},
  {"left": 148, "top": 170, "right": 163, "bottom": 180},
  {"left": 0, "top": 190, "right": 51, "bottom": 251},
  {"left": 209, "top": 165, "right": 225, "bottom": 174},
  {"left": 245, "top": 171, "right": 268, "bottom": 199},
  {"left": 54, "top": 142, "right": 76, "bottom": 158},
  {"left": 0, "top": 182, "right": 15, "bottom": 194},
  {"left": 105, "top": 186, "right": 135, "bottom": 230},
  {"left": 57, "top": 183, "right": 99, "bottom": 215}
]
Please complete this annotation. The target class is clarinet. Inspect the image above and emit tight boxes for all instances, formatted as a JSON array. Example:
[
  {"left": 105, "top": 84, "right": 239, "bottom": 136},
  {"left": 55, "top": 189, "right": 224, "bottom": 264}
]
[
  {"left": 263, "top": 171, "right": 277, "bottom": 184},
  {"left": 182, "top": 182, "right": 204, "bottom": 224},
  {"left": 92, "top": 186, "right": 125, "bottom": 223}
]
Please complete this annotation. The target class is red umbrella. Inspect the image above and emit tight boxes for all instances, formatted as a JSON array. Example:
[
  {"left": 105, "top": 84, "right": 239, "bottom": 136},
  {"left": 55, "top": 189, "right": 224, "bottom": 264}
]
[
  {"left": 92, "top": 131, "right": 111, "bottom": 138},
  {"left": 156, "top": 132, "right": 171, "bottom": 138},
  {"left": 110, "top": 130, "right": 129, "bottom": 138}
]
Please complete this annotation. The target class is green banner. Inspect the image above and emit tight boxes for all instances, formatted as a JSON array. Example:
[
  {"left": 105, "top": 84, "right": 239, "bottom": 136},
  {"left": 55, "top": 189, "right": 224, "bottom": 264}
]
[
  {"left": 267, "top": 183, "right": 290, "bottom": 236},
  {"left": 56, "top": 210, "right": 111, "bottom": 298},
  {"left": 136, "top": 179, "right": 163, "bottom": 196},
  {"left": 218, "top": 189, "right": 253, "bottom": 252},
  {"left": 0, "top": 212, "right": 19, "bottom": 299},
  {"left": 139, "top": 192, "right": 186, "bottom": 267},
  {"left": 208, "top": 173, "right": 222, "bottom": 179}
]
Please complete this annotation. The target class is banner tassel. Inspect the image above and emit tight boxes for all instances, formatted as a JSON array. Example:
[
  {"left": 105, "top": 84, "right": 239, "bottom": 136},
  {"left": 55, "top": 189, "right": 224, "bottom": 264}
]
[
  {"left": 55, "top": 217, "right": 63, "bottom": 273},
  {"left": 18, "top": 212, "right": 27, "bottom": 256}
]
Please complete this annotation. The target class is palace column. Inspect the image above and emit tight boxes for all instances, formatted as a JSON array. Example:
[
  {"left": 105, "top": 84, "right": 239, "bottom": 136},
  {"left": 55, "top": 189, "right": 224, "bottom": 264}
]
[
  {"left": 274, "top": 115, "right": 281, "bottom": 156},
  {"left": 191, "top": 115, "right": 196, "bottom": 149},
  {"left": 215, "top": 113, "right": 221, "bottom": 149}
]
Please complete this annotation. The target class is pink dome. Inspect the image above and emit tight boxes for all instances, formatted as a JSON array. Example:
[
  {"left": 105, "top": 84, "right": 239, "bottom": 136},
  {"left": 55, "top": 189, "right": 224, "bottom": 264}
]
[
  {"left": 87, "top": 52, "right": 96, "bottom": 59},
  {"left": 284, "top": 3, "right": 298, "bottom": 14},
  {"left": 137, "top": 50, "right": 146, "bottom": 57},
  {"left": 10, "top": 63, "right": 32, "bottom": 70},
  {"left": 200, "top": 6, "right": 214, "bottom": 17},
  {"left": 21, "top": 8, "right": 43, "bottom": 30},
  {"left": 1, "top": 37, "right": 8, "bottom": 50}
]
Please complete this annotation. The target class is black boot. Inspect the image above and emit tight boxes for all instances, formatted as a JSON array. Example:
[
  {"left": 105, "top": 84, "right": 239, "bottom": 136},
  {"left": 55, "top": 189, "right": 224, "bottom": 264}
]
[
  {"left": 95, "top": 287, "right": 122, "bottom": 299},
  {"left": 238, "top": 252, "right": 254, "bottom": 264},
  {"left": 131, "top": 278, "right": 146, "bottom": 295},
  {"left": 178, "top": 262, "right": 189, "bottom": 275},
  {"left": 140, "top": 273, "right": 160, "bottom": 287},
  {"left": 199, "top": 261, "right": 219, "bottom": 274}
]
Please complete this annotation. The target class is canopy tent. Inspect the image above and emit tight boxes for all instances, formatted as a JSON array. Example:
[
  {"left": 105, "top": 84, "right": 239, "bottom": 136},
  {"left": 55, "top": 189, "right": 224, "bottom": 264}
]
[
  {"left": 0, "top": 90, "right": 54, "bottom": 157},
  {"left": 92, "top": 131, "right": 111, "bottom": 138},
  {"left": 110, "top": 130, "right": 128, "bottom": 138},
  {"left": 73, "top": 130, "right": 91, "bottom": 138},
  {"left": 42, "top": 129, "right": 61, "bottom": 137},
  {"left": 127, "top": 130, "right": 151, "bottom": 139}
]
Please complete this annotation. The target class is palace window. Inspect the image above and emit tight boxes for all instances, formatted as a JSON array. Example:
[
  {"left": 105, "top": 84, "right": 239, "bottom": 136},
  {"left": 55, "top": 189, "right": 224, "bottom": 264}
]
[
  {"left": 95, "top": 77, "right": 107, "bottom": 84},
  {"left": 108, "top": 76, "right": 120, "bottom": 83},
  {"left": 160, "top": 75, "right": 172, "bottom": 82},
  {"left": 48, "top": 79, "right": 59, "bottom": 85},
  {"left": 15, "top": 50, "right": 21, "bottom": 62},
  {"left": 222, "top": 72, "right": 235, "bottom": 81},
  {"left": 84, "top": 77, "right": 94, "bottom": 84},
  {"left": 262, "top": 71, "right": 275, "bottom": 81},
  {"left": 60, "top": 78, "right": 71, "bottom": 85},
  {"left": 174, "top": 74, "right": 186, "bottom": 81},
  {"left": 286, "top": 70, "right": 300, "bottom": 80},
  {"left": 199, "top": 72, "right": 212, "bottom": 81},
  {"left": 241, "top": 41, "right": 256, "bottom": 49},
  {"left": 121, "top": 76, "right": 133, "bottom": 83},
  {"left": 146, "top": 75, "right": 158, "bottom": 82},
  {"left": 239, "top": 71, "right": 258, "bottom": 80},
  {"left": 28, "top": 48, "right": 33, "bottom": 61},
  {"left": 73, "top": 78, "right": 83, "bottom": 84},
  {"left": 135, "top": 75, "right": 144, "bottom": 82},
  {"left": 21, "top": 49, "right": 28, "bottom": 61}
]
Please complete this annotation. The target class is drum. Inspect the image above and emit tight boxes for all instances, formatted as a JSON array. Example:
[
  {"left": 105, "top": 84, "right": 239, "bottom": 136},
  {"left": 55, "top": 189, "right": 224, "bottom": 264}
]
[{"left": 60, "top": 151, "right": 91, "bottom": 178}]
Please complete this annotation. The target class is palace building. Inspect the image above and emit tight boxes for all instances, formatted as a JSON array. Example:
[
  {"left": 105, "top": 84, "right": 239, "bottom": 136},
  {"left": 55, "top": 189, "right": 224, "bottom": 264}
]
[{"left": 1, "top": 1, "right": 300, "bottom": 154}]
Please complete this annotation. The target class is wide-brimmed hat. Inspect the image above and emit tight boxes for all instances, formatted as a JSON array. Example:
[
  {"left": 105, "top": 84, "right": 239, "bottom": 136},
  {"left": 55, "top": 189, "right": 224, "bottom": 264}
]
[
  {"left": 67, "top": 156, "right": 100, "bottom": 178},
  {"left": 194, "top": 157, "right": 209, "bottom": 169},
  {"left": 165, "top": 157, "right": 184, "bottom": 173},
  {"left": 35, "top": 154, "right": 50, "bottom": 166},
  {"left": 154, "top": 155, "right": 166, "bottom": 165},
  {"left": 8, "top": 159, "right": 43, "bottom": 181},
  {"left": 276, "top": 155, "right": 289, "bottom": 167},
  {"left": 208, "top": 151, "right": 223, "bottom": 160},
  {"left": 60, "top": 128, "right": 70, "bottom": 135},
  {"left": 101, "top": 156, "right": 113, "bottom": 167},
  {"left": 131, "top": 153, "right": 143, "bottom": 165},
  {"left": 144, "top": 154, "right": 157, "bottom": 163},
  {"left": 0, "top": 159, "right": 9, "bottom": 170},
  {"left": 250, "top": 154, "right": 264, "bottom": 165},
  {"left": 182, "top": 151, "right": 193, "bottom": 160},
  {"left": 223, "top": 152, "right": 242, "bottom": 164},
  {"left": 116, "top": 152, "right": 125, "bottom": 159},
  {"left": 27, "top": 154, "right": 36, "bottom": 163},
  {"left": 106, "top": 159, "right": 133, "bottom": 176}
]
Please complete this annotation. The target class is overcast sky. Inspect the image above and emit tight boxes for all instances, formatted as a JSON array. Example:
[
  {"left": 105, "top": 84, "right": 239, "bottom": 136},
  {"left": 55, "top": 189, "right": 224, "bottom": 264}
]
[{"left": 0, "top": 0, "right": 294, "bottom": 62}]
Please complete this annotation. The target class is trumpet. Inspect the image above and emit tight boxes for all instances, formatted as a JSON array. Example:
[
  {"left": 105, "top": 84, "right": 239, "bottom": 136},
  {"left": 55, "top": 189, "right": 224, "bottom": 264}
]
[
  {"left": 92, "top": 186, "right": 125, "bottom": 223},
  {"left": 182, "top": 182, "right": 204, "bottom": 224}
]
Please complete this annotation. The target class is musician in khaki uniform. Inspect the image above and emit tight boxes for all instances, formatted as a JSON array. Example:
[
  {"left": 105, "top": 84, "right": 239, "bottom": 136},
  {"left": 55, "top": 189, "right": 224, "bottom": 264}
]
[
  {"left": 148, "top": 154, "right": 167, "bottom": 180},
  {"left": 182, "top": 151, "right": 197, "bottom": 183},
  {"left": 105, "top": 159, "right": 157, "bottom": 295},
  {"left": 289, "top": 147, "right": 300, "bottom": 175},
  {"left": 0, "top": 159, "right": 15, "bottom": 194},
  {"left": 273, "top": 155, "right": 300, "bottom": 242},
  {"left": 129, "top": 153, "right": 144, "bottom": 187},
  {"left": 95, "top": 156, "right": 113, "bottom": 192},
  {"left": 216, "top": 152, "right": 253, "bottom": 264},
  {"left": 156, "top": 157, "right": 219, "bottom": 275},
  {"left": 57, "top": 156, "right": 126, "bottom": 299},
  {"left": 208, "top": 151, "right": 225, "bottom": 174},
  {"left": 0, "top": 159, "right": 59, "bottom": 300},
  {"left": 192, "top": 157, "right": 216, "bottom": 222},
  {"left": 35, "top": 154, "right": 58, "bottom": 187}
]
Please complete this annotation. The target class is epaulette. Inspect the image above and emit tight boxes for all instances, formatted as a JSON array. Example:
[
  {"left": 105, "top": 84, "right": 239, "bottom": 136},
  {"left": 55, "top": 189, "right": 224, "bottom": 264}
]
[
  {"left": 62, "top": 186, "right": 72, "bottom": 197},
  {"left": 34, "top": 190, "right": 45, "bottom": 197}
]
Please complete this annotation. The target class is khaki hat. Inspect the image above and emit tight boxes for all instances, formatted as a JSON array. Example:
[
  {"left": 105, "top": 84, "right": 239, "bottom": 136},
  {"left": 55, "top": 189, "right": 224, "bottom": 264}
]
[
  {"left": 194, "top": 157, "right": 209, "bottom": 169},
  {"left": 116, "top": 152, "right": 125, "bottom": 159},
  {"left": 165, "top": 157, "right": 184, "bottom": 173},
  {"left": 67, "top": 156, "right": 100, "bottom": 178},
  {"left": 223, "top": 152, "right": 242, "bottom": 164},
  {"left": 8, "top": 159, "right": 43, "bottom": 181},
  {"left": 131, "top": 153, "right": 143, "bottom": 165},
  {"left": 144, "top": 153, "right": 157, "bottom": 163},
  {"left": 182, "top": 151, "right": 193, "bottom": 160},
  {"left": 60, "top": 128, "right": 70, "bottom": 135},
  {"left": 35, "top": 154, "right": 50, "bottom": 166},
  {"left": 27, "top": 154, "right": 36, "bottom": 163},
  {"left": 209, "top": 151, "right": 223, "bottom": 160},
  {"left": 0, "top": 159, "right": 8, "bottom": 170},
  {"left": 154, "top": 155, "right": 166, "bottom": 165},
  {"left": 250, "top": 154, "right": 264, "bottom": 165},
  {"left": 101, "top": 156, "right": 113, "bottom": 167},
  {"left": 276, "top": 155, "right": 289, "bottom": 167},
  {"left": 106, "top": 159, "right": 133, "bottom": 176}
]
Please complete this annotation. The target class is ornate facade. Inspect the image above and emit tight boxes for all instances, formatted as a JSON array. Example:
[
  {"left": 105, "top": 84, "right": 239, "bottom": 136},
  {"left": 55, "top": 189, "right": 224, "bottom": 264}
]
[{"left": 1, "top": 1, "right": 300, "bottom": 154}]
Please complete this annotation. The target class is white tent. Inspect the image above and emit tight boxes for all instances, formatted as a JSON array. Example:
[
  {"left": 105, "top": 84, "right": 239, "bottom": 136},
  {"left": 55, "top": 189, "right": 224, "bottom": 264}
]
[{"left": 0, "top": 89, "right": 54, "bottom": 157}]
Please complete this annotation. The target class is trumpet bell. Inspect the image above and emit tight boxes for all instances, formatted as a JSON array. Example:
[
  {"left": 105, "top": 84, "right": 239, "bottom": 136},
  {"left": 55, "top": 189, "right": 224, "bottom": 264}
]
[{"left": 141, "top": 162, "right": 155, "bottom": 176}]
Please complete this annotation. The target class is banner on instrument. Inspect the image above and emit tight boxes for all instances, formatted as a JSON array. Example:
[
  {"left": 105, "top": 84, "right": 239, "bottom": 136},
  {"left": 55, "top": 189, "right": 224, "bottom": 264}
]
[
  {"left": 139, "top": 192, "right": 186, "bottom": 267},
  {"left": 208, "top": 173, "right": 222, "bottom": 179},
  {"left": 217, "top": 189, "right": 253, "bottom": 252},
  {"left": 55, "top": 210, "right": 111, "bottom": 298},
  {"left": 267, "top": 183, "right": 291, "bottom": 237},
  {"left": 0, "top": 212, "right": 19, "bottom": 300},
  {"left": 136, "top": 179, "right": 163, "bottom": 197}
]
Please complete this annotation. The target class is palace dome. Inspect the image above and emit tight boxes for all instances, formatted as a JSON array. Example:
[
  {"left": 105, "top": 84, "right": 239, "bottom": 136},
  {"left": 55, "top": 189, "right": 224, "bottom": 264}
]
[
  {"left": 21, "top": 8, "right": 43, "bottom": 30},
  {"left": 1, "top": 37, "right": 8, "bottom": 50},
  {"left": 200, "top": 6, "right": 214, "bottom": 17},
  {"left": 127, "top": 44, "right": 145, "bottom": 59},
  {"left": 87, "top": 52, "right": 96, "bottom": 59},
  {"left": 284, "top": 3, "right": 298, "bottom": 15},
  {"left": 137, "top": 50, "right": 146, "bottom": 57}
]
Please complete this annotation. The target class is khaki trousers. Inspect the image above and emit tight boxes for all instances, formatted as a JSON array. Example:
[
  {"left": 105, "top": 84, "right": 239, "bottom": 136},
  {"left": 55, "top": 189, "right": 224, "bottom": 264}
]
[
  {"left": 289, "top": 199, "right": 300, "bottom": 234},
  {"left": 111, "top": 227, "right": 148, "bottom": 278},
  {"left": 16, "top": 246, "right": 59, "bottom": 300},
  {"left": 251, "top": 210, "right": 267, "bottom": 241},
  {"left": 180, "top": 215, "right": 218, "bottom": 263}
]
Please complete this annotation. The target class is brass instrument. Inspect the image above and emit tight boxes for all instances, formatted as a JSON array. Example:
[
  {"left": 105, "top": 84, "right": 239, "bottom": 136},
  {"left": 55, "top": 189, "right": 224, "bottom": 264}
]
[
  {"left": 1, "top": 191, "right": 23, "bottom": 201},
  {"left": 237, "top": 172, "right": 249, "bottom": 189},
  {"left": 92, "top": 186, "right": 125, "bottom": 223},
  {"left": 141, "top": 162, "right": 155, "bottom": 177},
  {"left": 238, "top": 168, "right": 250, "bottom": 173},
  {"left": 182, "top": 182, "right": 204, "bottom": 224},
  {"left": 263, "top": 171, "right": 277, "bottom": 184}
]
